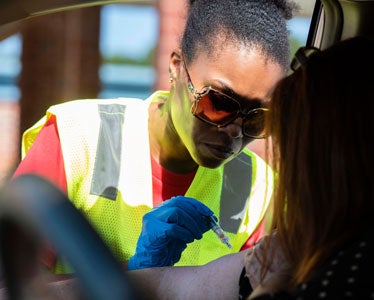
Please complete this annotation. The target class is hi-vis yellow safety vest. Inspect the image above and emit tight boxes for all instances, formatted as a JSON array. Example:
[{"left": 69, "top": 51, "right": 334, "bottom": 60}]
[{"left": 22, "top": 91, "right": 274, "bottom": 274}]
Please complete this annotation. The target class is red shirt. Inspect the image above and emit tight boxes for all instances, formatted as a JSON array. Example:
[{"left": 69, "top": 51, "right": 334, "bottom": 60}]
[{"left": 13, "top": 116, "right": 67, "bottom": 193}]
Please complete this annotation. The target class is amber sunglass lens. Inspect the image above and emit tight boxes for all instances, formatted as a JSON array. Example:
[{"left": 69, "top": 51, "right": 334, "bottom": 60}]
[
  {"left": 243, "top": 109, "right": 266, "bottom": 137},
  {"left": 197, "top": 90, "right": 239, "bottom": 125}
]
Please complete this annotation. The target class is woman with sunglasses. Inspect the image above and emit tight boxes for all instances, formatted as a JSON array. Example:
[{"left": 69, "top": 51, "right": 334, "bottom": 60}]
[{"left": 12, "top": 0, "right": 296, "bottom": 275}]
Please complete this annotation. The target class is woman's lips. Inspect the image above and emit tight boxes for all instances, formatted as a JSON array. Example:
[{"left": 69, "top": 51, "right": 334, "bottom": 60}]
[{"left": 205, "top": 143, "right": 235, "bottom": 159}]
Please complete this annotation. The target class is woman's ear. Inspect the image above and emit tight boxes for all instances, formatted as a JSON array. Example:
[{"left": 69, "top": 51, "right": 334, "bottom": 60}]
[{"left": 169, "top": 49, "right": 182, "bottom": 81}]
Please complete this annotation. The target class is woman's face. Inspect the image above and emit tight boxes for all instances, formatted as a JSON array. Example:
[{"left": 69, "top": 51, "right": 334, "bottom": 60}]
[{"left": 169, "top": 44, "right": 284, "bottom": 168}]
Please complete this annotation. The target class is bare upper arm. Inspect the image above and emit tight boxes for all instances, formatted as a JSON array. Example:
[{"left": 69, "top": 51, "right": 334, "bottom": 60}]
[{"left": 127, "top": 250, "right": 249, "bottom": 300}]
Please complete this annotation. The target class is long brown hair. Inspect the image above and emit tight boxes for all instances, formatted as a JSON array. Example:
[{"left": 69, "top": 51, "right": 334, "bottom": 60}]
[{"left": 267, "top": 36, "right": 374, "bottom": 285}]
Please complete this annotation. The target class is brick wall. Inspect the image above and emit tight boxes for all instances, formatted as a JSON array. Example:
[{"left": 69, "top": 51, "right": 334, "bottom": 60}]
[{"left": 155, "top": 0, "right": 187, "bottom": 90}]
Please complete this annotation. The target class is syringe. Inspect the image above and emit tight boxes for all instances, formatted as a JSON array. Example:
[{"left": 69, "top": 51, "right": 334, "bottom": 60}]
[{"left": 205, "top": 215, "right": 232, "bottom": 249}]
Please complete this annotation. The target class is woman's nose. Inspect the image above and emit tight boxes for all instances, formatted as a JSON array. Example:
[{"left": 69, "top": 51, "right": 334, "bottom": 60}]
[{"left": 218, "top": 118, "right": 243, "bottom": 139}]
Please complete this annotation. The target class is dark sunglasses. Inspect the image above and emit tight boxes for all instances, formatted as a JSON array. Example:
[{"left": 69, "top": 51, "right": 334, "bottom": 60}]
[{"left": 182, "top": 56, "right": 268, "bottom": 139}]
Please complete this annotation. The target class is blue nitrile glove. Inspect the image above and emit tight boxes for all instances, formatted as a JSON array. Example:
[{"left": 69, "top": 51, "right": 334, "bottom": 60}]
[{"left": 127, "top": 195, "right": 216, "bottom": 270}]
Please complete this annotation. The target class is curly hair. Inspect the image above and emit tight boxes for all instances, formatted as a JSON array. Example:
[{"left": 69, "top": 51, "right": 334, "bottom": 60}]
[{"left": 181, "top": 0, "right": 298, "bottom": 72}]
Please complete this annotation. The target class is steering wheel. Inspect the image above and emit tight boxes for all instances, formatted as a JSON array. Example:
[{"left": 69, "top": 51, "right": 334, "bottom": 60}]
[{"left": 0, "top": 174, "right": 138, "bottom": 300}]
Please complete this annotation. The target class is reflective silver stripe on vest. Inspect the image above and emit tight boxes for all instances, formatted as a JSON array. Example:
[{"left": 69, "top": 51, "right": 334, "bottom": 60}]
[
  {"left": 90, "top": 104, "right": 126, "bottom": 200},
  {"left": 220, "top": 152, "right": 252, "bottom": 233}
]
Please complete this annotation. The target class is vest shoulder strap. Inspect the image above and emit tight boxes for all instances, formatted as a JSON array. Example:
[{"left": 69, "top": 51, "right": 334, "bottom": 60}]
[{"left": 220, "top": 151, "right": 253, "bottom": 233}]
